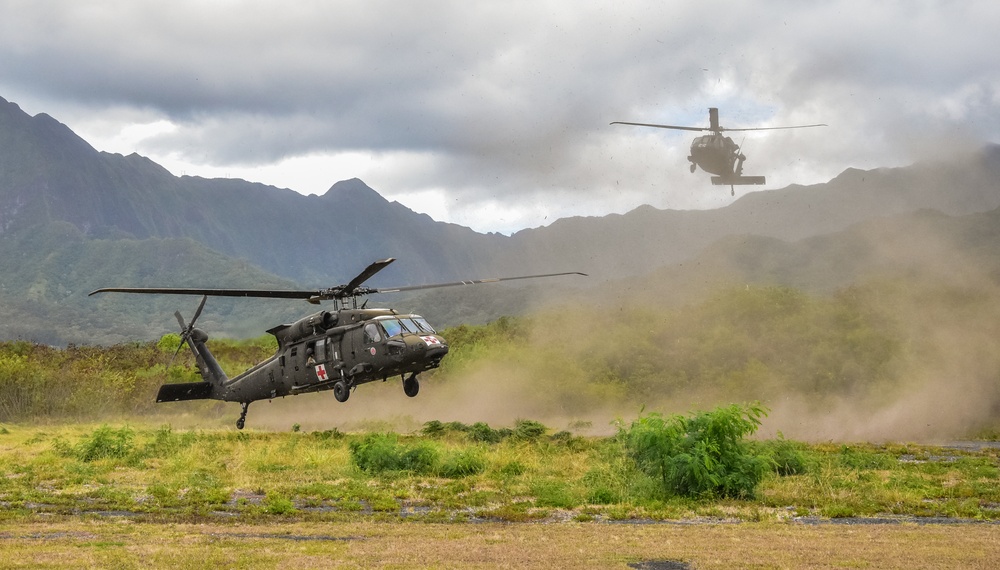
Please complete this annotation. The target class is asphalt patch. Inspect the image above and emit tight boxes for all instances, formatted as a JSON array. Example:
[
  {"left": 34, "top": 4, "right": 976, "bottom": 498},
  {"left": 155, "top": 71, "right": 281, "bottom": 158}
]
[{"left": 628, "top": 561, "right": 692, "bottom": 570}]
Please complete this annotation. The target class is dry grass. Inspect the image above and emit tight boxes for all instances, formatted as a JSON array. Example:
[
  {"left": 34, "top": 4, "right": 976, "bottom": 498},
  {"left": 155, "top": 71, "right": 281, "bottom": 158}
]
[{"left": 0, "top": 519, "right": 998, "bottom": 569}]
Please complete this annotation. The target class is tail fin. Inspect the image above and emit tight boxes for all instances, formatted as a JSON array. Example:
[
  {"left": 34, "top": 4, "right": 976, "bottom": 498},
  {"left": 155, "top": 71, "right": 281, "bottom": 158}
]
[
  {"left": 186, "top": 328, "right": 229, "bottom": 387},
  {"left": 158, "top": 297, "right": 229, "bottom": 403}
]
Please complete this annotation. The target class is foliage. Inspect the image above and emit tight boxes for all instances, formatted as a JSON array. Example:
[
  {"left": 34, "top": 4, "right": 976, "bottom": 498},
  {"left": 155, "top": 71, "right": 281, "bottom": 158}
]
[
  {"left": 437, "top": 448, "right": 487, "bottom": 478},
  {"left": 755, "top": 435, "right": 815, "bottom": 476},
  {"left": 4, "top": 422, "right": 1000, "bottom": 523},
  {"left": 54, "top": 425, "right": 137, "bottom": 462},
  {"left": 0, "top": 337, "right": 275, "bottom": 422},
  {"left": 349, "top": 433, "right": 440, "bottom": 474},
  {"left": 620, "top": 404, "right": 770, "bottom": 499},
  {"left": 420, "top": 419, "right": 539, "bottom": 444}
]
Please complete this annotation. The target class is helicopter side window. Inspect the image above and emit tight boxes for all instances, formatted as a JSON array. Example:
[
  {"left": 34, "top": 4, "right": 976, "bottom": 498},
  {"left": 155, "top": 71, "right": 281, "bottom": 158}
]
[
  {"left": 314, "top": 338, "right": 326, "bottom": 362},
  {"left": 364, "top": 323, "right": 382, "bottom": 344},
  {"left": 380, "top": 318, "right": 404, "bottom": 338}
]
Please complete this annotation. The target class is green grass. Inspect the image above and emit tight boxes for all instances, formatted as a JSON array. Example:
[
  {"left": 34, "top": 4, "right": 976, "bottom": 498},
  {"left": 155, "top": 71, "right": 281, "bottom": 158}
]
[{"left": 2, "top": 420, "right": 1000, "bottom": 523}]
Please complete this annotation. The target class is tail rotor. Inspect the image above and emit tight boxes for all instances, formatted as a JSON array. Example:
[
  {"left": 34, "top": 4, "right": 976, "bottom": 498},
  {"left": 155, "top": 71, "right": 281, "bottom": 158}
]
[{"left": 169, "top": 295, "right": 208, "bottom": 368}]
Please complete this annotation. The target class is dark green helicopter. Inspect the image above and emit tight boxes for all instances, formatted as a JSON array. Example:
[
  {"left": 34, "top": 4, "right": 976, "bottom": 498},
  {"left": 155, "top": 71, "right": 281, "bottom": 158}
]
[
  {"left": 612, "top": 107, "right": 826, "bottom": 195},
  {"left": 90, "top": 258, "right": 585, "bottom": 429}
]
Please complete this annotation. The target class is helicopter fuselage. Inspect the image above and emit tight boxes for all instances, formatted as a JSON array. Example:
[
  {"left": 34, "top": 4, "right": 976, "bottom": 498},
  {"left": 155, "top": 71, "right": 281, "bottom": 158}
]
[
  {"left": 688, "top": 133, "right": 742, "bottom": 177},
  {"left": 162, "top": 307, "right": 448, "bottom": 409}
]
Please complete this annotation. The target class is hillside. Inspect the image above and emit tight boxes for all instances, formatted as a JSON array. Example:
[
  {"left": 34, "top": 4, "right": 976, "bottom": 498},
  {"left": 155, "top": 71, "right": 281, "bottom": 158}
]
[{"left": 2, "top": 93, "right": 1000, "bottom": 344}]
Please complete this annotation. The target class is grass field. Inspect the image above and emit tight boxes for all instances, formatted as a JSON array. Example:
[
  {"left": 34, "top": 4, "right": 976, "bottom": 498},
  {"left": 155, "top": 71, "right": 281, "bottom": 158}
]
[{"left": 3, "top": 420, "right": 1000, "bottom": 567}]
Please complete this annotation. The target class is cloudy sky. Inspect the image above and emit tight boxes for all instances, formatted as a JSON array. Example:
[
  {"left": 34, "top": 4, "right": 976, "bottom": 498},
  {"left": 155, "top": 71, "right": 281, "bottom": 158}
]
[{"left": 1, "top": 1, "right": 997, "bottom": 234}]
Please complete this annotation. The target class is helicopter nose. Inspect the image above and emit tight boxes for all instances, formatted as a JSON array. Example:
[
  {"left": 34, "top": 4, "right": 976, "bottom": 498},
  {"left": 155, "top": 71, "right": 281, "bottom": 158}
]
[
  {"left": 420, "top": 334, "right": 448, "bottom": 358},
  {"left": 394, "top": 334, "right": 448, "bottom": 362}
]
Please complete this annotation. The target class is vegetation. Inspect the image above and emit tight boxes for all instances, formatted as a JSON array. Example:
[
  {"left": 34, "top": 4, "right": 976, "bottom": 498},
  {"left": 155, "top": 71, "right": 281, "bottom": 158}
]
[
  {"left": 3, "top": 279, "right": 1000, "bottom": 441},
  {"left": 0, "top": 336, "right": 276, "bottom": 422},
  {"left": 621, "top": 404, "right": 770, "bottom": 499},
  {"left": 1, "top": 417, "right": 1000, "bottom": 524}
]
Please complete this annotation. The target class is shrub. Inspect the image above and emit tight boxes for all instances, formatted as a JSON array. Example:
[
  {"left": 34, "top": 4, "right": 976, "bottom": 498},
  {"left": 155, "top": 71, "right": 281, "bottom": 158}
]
[
  {"left": 56, "top": 425, "right": 137, "bottom": 462},
  {"left": 438, "top": 448, "right": 487, "bottom": 478},
  {"left": 468, "top": 422, "right": 510, "bottom": 443},
  {"left": 349, "top": 433, "right": 439, "bottom": 474},
  {"left": 621, "top": 403, "right": 769, "bottom": 499},
  {"left": 513, "top": 419, "right": 548, "bottom": 441},
  {"left": 757, "top": 436, "right": 814, "bottom": 476}
]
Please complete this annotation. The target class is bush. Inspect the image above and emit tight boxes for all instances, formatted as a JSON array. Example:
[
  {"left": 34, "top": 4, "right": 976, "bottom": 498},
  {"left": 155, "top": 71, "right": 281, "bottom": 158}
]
[
  {"left": 55, "top": 425, "right": 137, "bottom": 462},
  {"left": 349, "top": 433, "right": 439, "bottom": 474},
  {"left": 621, "top": 403, "right": 769, "bottom": 499},
  {"left": 513, "top": 419, "right": 548, "bottom": 441},
  {"left": 438, "top": 448, "right": 487, "bottom": 478},
  {"left": 468, "top": 422, "right": 511, "bottom": 443},
  {"left": 757, "top": 436, "right": 814, "bottom": 476}
]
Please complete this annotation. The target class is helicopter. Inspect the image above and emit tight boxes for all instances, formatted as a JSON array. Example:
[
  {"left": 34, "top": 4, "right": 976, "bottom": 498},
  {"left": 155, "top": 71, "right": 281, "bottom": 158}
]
[
  {"left": 612, "top": 107, "right": 826, "bottom": 195},
  {"left": 90, "top": 258, "right": 585, "bottom": 429}
]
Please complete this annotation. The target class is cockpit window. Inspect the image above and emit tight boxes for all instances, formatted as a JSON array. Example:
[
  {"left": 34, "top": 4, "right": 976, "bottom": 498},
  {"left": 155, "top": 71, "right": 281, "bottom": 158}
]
[
  {"left": 398, "top": 318, "right": 419, "bottom": 333},
  {"left": 380, "top": 318, "right": 404, "bottom": 338},
  {"left": 412, "top": 317, "right": 435, "bottom": 334}
]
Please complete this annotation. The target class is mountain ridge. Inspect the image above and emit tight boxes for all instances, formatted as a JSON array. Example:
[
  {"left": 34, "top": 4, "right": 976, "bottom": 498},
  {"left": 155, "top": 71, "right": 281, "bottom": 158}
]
[{"left": 2, "top": 94, "right": 1000, "bottom": 344}]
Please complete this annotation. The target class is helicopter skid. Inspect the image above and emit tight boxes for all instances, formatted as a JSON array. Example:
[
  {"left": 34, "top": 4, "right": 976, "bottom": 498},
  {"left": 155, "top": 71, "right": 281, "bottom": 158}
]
[{"left": 711, "top": 175, "right": 765, "bottom": 186}]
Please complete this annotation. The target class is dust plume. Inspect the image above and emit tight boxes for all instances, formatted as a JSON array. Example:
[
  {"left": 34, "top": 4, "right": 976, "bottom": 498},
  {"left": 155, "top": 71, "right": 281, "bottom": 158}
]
[{"left": 250, "top": 207, "right": 1000, "bottom": 443}]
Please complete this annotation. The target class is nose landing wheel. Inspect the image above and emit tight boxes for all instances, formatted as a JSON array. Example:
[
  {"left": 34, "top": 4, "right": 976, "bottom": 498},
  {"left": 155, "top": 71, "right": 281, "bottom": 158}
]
[
  {"left": 333, "top": 380, "right": 351, "bottom": 402},
  {"left": 403, "top": 374, "right": 420, "bottom": 397}
]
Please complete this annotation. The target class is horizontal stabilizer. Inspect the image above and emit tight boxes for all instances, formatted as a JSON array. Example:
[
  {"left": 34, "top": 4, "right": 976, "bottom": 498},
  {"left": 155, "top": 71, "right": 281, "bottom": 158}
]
[
  {"left": 711, "top": 175, "right": 766, "bottom": 186},
  {"left": 156, "top": 381, "right": 214, "bottom": 402}
]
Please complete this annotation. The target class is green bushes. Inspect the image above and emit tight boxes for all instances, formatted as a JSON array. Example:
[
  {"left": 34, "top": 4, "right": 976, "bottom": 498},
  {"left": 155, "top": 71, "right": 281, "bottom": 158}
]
[
  {"left": 620, "top": 404, "right": 771, "bottom": 499},
  {"left": 421, "top": 419, "right": 549, "bottom": 443},
  {"left": 0, "top": 337, "right": 277, "bottom": 422},
  {"left": 349, "top": 433, "right": 440, "bottom": 474},
  {"left": 349, "top": 433, "right": 487, "bottom": 478},
  {"left": 54, "top": 425, "right": 137, "bottom": 462}
]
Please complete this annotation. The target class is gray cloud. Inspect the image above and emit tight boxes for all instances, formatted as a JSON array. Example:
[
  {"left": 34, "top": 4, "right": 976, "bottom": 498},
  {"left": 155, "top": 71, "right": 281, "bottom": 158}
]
[{"left": 1, "top": 0, "right": 998, "bottom": 232}]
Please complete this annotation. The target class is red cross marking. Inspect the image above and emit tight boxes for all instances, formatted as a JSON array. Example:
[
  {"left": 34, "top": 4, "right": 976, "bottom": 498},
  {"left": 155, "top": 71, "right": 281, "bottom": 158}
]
[{"left": 315, "top": 364, "right": 328, "bottom": 381}]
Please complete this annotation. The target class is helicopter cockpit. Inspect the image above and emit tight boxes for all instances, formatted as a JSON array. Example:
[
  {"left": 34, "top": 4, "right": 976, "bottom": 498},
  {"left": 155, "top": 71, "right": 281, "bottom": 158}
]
[{"left": 364, "top": 315, "right": 439, "bottom": 343}]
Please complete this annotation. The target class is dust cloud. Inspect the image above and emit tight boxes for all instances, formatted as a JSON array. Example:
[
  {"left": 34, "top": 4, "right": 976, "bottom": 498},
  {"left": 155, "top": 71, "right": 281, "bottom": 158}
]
[{"left": 249, "top": 209, "right": 1000, "bottom": 443}]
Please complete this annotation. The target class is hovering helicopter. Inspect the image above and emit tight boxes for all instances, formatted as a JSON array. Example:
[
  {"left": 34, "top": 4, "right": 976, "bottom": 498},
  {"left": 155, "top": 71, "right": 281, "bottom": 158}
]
[
  {"left": 90, "top": 258, "right": 585, "bottom": 429},
  {"left": 612, "top": 107, "right": 826, "bottom": 195}
]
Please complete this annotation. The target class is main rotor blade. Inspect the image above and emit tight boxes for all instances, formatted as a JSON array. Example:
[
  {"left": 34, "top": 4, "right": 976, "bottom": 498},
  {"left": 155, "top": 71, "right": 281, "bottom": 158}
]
[
  {"left": 373, "top": 271, "right": 588, "bottom": 294},
  {"left": 90, "top": 265, "right": 587, "bottom": 303},
  {"left": 611, "top": 121, "right": 707, "bottom": 132},
  {"left": 343, "top": 258, "right": 396, "bottom": 295},
  {"left": 719, "top": 123, "right": 827, "bottom": 132},
  {"left": 90, "top": 287, "right": 320, "bottom": 300}
]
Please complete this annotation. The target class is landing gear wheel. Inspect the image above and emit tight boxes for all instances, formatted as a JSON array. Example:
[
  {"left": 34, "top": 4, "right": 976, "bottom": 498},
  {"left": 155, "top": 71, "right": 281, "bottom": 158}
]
[
  {"left": 236, "top": 402, "right": 250, "bottom": 430},
  {"left": 333, "top": 381, "right": 350, "bottom": 402},
  {"left": 403, "top": 375, "right": 420, "bottom": 398}
]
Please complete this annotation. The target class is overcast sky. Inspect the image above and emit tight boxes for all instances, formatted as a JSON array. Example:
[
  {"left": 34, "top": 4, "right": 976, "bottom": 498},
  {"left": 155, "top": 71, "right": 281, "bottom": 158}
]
[{"left": 1, "top": 1, "right": 997, "bottom": 234}]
